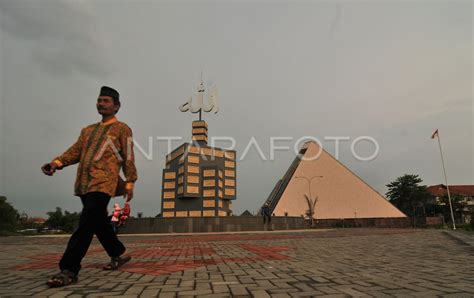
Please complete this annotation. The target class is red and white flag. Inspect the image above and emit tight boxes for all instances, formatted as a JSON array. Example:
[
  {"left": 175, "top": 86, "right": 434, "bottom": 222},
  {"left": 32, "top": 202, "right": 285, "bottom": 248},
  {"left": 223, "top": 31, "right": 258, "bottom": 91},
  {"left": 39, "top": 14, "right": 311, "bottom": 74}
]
[{"left": 431, "top": 129, "right": 439, "bottom": 139}]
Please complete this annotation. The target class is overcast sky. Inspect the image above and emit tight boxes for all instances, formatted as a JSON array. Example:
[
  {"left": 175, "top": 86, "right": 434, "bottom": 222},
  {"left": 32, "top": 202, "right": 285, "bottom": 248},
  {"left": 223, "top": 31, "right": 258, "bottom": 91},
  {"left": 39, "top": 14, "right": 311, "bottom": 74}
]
[{"left": 0, "top": 0, "right": 472, "bottom": 217}]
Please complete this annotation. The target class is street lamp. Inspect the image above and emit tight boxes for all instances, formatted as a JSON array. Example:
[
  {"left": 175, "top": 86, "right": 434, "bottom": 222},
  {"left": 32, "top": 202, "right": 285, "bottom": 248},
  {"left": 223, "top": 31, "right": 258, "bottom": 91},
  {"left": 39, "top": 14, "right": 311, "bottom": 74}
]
[{"left": 295, "top": 175, "right": 323, "bottom": 200}]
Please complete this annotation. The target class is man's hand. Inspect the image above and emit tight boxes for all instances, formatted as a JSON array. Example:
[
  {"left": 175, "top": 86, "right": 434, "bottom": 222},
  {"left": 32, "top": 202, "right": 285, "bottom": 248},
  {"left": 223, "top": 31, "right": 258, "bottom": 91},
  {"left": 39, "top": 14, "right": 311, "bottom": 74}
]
[
  {"left": 41, "top": 162, "right": 58, "bottom": 176},
  {"left": 124, "top": 188, "right": 134, "bottom": 202}
]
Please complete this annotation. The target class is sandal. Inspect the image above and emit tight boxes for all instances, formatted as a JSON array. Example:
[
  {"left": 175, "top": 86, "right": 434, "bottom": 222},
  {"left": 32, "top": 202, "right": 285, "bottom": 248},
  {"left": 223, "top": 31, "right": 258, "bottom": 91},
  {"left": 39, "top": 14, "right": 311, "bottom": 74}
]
[
  {"left": 46, "top": 270, "right": 78, "bottom": 287},
  {"left": 103, "top": 255, "right": 131, "bottom": 270}
]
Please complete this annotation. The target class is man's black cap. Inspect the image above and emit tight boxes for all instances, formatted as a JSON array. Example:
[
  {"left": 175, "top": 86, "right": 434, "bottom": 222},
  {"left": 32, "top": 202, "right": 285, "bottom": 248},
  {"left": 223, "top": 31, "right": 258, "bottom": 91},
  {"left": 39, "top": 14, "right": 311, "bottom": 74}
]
[{"left": 99, "top": 86, "right": 120, "bottom": 101}]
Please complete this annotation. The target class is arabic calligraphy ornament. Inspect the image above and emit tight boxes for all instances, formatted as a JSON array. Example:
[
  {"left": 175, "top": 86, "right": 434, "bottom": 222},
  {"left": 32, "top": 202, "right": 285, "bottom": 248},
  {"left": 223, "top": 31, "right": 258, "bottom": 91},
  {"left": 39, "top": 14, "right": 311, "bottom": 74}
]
[{"left": 179, "top": 74, "right": 219, "bottom": 120}]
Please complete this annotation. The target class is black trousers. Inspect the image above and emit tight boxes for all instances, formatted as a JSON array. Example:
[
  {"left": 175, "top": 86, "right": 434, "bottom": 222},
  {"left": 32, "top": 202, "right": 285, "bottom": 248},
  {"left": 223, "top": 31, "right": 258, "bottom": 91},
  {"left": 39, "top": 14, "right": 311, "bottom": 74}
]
[
  {"left": 59, "top": 192, "right": 126, "bottom": 275},
  {"left": 263, "top": 215, "right": 272, "bottom": 224}
]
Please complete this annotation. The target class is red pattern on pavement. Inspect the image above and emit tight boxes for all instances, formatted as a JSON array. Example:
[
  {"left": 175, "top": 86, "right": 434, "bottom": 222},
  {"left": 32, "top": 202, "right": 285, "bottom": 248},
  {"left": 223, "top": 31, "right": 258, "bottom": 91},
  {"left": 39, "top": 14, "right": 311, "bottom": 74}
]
[{"left": 12, "top": 241, "right": 291, "bottom": 276}]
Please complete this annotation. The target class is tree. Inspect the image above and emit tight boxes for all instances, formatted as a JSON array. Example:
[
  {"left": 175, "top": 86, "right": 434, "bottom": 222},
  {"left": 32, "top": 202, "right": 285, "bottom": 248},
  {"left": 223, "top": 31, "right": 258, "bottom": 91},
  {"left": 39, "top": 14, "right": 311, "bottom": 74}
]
[
  {"left": 62, "top": 210, "right": 80, "bottom": 232},
  {"left": 438, "top": 194, "right": 467, "bottom": 224},
  {"left": 0, "top": 196, "right": 20, "bottom": 232},
  {"left": 45, "top": 207, "right": 80, "bottom": 233},
  {"left": 45, "top": 207, "right": 64, "bottom": 229},
  {"left": 304, "top": 194, "right": 318, "bottom": 227},
  {"left": 471, "top": 212, "right": 474, "bottom": 230},
  {"left": 385, "top": 174, "right": 431, "bottom": 217}
]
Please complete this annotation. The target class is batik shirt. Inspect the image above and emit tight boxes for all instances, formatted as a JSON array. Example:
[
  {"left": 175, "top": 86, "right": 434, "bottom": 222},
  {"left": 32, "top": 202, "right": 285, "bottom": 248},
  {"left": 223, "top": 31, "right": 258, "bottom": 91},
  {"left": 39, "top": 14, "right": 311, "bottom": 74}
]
[{"left": 53, "top": 117, "right": 137, "bottom": 197}]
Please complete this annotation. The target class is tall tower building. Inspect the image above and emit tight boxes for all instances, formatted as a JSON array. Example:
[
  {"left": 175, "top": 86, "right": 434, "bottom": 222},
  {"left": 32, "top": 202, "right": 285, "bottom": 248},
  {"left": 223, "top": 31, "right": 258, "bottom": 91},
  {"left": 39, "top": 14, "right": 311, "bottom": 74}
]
[{"left": 160, "top": 78, "right": 236, "bottom": 217}]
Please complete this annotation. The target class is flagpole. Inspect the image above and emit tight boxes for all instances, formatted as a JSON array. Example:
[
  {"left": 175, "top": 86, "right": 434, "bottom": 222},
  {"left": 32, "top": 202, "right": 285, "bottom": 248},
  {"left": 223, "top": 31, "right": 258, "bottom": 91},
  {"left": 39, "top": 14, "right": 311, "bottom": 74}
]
[{"left": 436, "top": 130, "right": 456, "bottom": 230}]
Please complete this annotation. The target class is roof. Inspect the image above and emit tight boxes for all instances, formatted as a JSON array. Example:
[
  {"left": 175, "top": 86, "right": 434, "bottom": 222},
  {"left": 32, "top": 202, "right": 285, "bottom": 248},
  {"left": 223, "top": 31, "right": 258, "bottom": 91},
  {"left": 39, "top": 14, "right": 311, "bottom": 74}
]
[
  {"left": 427, "top": 184, "right": 474, "bottom": 197},
  {"left": 240, "top": 210, "right": 254, "bottom": 216},
  {"left": 28, "top": 217, "right": 47, "bottom": 224}
]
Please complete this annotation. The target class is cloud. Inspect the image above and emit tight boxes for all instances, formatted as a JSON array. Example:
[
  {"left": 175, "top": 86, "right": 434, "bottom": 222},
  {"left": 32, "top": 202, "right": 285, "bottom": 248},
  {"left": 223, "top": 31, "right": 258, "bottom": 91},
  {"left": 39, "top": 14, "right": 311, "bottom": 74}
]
[
  {"left": 329, "top": 3, "right": 342, "bottom": 39},
  {"left": 0, "top": 0, "right": 111, "bottom": 77}
]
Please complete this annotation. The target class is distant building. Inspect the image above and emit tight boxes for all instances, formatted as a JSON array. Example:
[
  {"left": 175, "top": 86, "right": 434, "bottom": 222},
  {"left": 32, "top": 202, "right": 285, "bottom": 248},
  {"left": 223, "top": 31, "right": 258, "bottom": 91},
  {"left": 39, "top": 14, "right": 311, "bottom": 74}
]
[
  {"left": 28, "top": 217, "right": 47, "bottom": 224},
  {"left": 427, "top": 184, "right": 474, "bottom": 223},
  {"left": 264, "top": 141, "right": 406, "bottom": 220}
]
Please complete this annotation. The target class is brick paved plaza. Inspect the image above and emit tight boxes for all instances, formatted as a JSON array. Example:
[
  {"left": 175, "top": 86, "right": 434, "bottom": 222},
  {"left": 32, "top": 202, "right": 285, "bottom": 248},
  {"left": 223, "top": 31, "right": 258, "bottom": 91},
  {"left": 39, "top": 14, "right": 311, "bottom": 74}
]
[{"left": 0, "top": 229, "right": 473, "bottom": 297}]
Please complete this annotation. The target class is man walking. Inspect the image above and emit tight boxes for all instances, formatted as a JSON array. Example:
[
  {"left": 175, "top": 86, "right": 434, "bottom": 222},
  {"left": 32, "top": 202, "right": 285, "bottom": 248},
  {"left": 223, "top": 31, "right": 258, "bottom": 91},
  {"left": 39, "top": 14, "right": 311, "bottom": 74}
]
[
  {"left": 41, "top": 86, "right": 137, "bottom": 287},
  {"left": 261, "top": 203, "right": 272, "bottom": 230}
]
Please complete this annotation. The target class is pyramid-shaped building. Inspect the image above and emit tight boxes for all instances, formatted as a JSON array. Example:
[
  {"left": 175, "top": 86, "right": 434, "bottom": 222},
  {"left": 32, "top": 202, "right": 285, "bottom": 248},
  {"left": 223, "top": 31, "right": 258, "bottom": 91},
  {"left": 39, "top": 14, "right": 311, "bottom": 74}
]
[{"left": 265, "top": 141, "right": 406, "bottom": 219}]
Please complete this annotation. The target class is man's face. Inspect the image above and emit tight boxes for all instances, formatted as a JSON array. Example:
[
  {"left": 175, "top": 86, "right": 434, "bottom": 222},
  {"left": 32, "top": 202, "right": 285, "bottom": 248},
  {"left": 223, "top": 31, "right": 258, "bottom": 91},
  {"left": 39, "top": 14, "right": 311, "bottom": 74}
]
[{"left": 97, "top": 96, "right": 118, "bottom": 116}]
